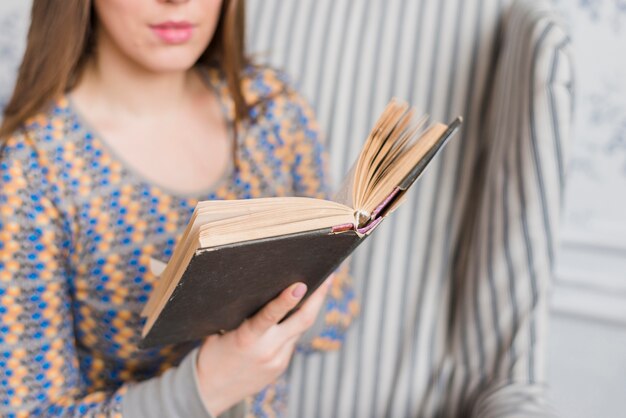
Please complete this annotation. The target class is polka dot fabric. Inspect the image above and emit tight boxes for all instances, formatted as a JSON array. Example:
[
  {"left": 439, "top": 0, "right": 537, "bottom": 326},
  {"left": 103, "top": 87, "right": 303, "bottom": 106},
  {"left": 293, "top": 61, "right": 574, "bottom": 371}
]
[{"left": 0, "top": 66, "right": 358, "bottom": 417}]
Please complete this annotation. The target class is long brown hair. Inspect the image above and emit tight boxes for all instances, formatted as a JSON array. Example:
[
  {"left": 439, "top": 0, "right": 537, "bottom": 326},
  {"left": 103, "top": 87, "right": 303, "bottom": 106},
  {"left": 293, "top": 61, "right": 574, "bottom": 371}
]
[{"left": 0, "top": 0, "right": 250, "bottom": 147}]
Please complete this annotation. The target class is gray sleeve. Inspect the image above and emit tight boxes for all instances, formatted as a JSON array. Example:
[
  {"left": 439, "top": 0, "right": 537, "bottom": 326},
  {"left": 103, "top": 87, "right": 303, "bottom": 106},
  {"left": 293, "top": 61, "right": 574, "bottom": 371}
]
[{"left": 121, "top": 347, "right": 247, "bottom": 418}]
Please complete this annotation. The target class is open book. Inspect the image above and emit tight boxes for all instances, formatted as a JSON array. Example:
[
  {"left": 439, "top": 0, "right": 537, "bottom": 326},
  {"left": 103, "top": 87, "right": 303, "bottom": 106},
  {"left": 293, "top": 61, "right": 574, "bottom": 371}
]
[{"left": 140, "top": 99, "right": 462, "bottom": 347}]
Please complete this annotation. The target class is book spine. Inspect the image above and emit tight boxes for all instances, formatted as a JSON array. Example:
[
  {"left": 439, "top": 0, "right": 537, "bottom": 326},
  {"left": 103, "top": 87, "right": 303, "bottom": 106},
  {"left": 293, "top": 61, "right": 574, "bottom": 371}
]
[
  {"left": 331, "top": 223, "right": 355, "bottom": 234},
  {"left": 356, "top": 216, "right": 384, "bottom": 235},
  {"left": 370, "top": 187, "right": 401, "bottom": 220}
]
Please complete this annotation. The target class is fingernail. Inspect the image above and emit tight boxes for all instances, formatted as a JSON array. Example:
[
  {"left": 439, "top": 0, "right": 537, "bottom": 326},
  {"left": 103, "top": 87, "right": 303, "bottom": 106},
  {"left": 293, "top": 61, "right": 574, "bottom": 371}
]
[{"left": 292, "top": 283, "right": 307, "bottom": 299}]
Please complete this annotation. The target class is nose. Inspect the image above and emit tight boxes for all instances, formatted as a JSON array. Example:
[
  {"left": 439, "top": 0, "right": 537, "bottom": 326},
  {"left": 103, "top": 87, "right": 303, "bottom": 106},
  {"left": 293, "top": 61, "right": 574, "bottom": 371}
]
[{"left": 160, "top": 0, "right": 189, "bottom": 4}]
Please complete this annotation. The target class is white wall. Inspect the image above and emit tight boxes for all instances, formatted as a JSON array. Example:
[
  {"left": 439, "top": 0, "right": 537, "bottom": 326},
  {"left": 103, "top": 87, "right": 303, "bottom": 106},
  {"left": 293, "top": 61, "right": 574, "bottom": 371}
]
[
  {"left": 550, "top": 0, "right": 626, "bottom": 323},
  {"left": 548, "top": 315, "right": 626, "bottom": 418},
  {"left": 548, "top": 1, "right": 626, "bottom": 416}
]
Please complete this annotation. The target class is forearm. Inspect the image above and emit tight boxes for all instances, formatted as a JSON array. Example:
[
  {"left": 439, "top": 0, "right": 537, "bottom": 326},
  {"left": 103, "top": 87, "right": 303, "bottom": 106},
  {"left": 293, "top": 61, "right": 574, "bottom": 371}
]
[{"left": 122, "top": 347, "right": 247, "bottom": 418}]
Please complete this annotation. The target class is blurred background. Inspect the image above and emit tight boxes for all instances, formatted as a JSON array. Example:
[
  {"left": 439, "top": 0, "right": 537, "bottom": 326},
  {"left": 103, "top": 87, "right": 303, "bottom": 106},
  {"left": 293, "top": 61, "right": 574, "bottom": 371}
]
[
  {"left": 547, "top": 1, "right": 626, "bottom": 417},
  {"left": 0, "top": 1, "right": 624, "bottom": 417}
]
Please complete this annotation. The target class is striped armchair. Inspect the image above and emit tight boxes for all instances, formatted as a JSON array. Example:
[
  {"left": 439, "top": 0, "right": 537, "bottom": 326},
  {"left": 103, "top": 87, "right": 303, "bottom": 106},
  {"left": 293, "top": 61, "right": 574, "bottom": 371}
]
[{"left": 247, "top": 0, "right": 573, "bottom": 417}]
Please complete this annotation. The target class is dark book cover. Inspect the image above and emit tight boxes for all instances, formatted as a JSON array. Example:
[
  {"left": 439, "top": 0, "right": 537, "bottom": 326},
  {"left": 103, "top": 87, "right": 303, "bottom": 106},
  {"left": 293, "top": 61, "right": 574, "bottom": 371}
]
[{"left": 140, "top": 227, "right": 367, "bottom": 347}]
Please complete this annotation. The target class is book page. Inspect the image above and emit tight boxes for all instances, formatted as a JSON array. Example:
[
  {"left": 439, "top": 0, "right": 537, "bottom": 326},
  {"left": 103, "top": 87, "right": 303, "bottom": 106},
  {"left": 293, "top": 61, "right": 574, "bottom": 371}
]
[
  {"left": 344, "top": 99, "right": 456, "bottom": 225},
  {"left": 332, "top": 160, "right": 357, "bottom": 209}
]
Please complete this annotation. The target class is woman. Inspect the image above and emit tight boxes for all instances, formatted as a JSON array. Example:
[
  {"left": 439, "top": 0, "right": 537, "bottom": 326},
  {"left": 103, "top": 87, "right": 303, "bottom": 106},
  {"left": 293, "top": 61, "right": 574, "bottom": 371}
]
[{"left": 0, "top": 0, "right": 357, "bottom": 417}]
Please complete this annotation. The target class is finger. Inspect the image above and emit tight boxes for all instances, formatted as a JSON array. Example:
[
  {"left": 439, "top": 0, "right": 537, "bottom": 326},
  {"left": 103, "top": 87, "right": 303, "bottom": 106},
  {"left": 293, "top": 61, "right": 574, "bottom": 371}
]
[
  {"left": 242, "top": 282, "right": 308, "bottom": 340},
  {"left": 279, "top": 275, "right": 333, "bottom": 338}
]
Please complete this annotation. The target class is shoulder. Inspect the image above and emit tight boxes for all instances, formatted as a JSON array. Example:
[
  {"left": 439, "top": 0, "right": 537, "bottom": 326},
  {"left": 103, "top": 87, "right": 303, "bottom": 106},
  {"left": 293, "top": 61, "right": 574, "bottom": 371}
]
[
  {"left": 2, "top": 96, "right": 77, "bottom": 158},
  {"left": 221, "top": 64, "right": 310, "bottom": 115},
  {"left": 203, "top": 63, "right": 317, "bottom": 124},
  {"left": 1, "top": 97, "right": 75, "bottom": 197},
  {"left": 240, "top": 64, "right": 296, "bottom": 103},
  {"left": 239, "top": 65, "right": 320, "bottom": 132}
]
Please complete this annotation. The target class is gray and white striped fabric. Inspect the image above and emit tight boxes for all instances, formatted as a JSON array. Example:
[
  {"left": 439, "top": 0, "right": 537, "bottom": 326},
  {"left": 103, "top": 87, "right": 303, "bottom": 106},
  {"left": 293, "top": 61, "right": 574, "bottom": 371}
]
[{"left": 247, "top": 0, "right": 573, "bottom": 417}]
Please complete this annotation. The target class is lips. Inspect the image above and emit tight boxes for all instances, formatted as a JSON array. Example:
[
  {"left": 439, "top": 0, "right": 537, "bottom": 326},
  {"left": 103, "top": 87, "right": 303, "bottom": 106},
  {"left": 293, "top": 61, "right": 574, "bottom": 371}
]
[{"left": 150, "top": 21, "right": 195, "bottom": 44}]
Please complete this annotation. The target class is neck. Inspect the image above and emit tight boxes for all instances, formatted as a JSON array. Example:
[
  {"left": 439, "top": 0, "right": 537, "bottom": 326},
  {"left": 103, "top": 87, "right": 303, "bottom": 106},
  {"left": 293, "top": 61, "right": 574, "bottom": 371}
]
[{"left": 77, "top": 30, "right": 197, "bottom": 116}]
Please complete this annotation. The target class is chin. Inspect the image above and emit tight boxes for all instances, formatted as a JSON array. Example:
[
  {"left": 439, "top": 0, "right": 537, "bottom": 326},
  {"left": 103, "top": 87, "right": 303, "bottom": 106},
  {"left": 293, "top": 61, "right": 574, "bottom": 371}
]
[{"left": 138, "top": 49, "right": 206, "bottom": 73}]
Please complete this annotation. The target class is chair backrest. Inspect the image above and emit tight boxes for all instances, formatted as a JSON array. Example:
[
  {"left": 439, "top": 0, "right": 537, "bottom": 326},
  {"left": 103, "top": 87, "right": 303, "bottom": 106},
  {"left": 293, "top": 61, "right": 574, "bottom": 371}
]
[
  {"left": 246, "top": 0, "right": 573, "bottom": 416},
  {"left": 246, "top": 0, "right": 508, "bottom": 415}
]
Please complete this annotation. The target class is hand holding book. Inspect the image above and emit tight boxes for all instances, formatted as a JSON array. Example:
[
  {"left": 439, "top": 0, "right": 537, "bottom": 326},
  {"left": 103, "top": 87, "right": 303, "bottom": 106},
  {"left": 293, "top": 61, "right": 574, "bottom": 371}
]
[{"left": 196, "top": 277, "right": 332, "bottom": 416}]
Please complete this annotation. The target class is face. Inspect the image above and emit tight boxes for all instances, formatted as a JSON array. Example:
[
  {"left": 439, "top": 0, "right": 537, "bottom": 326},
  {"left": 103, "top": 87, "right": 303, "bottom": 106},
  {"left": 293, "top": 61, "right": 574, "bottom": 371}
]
[{"left": 92, "top": 0, "right": 223, "bottom": 73}]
